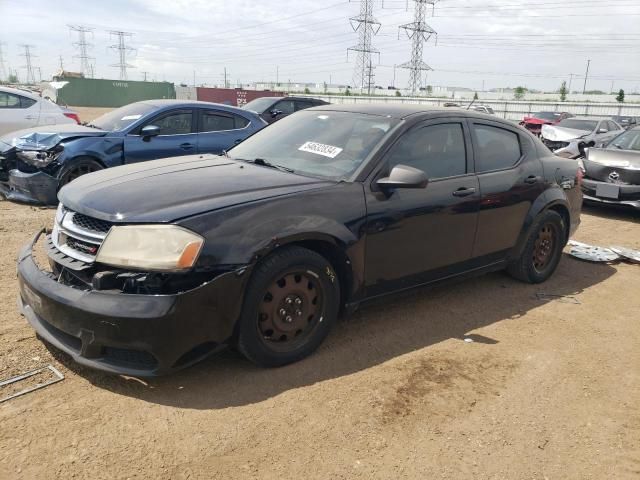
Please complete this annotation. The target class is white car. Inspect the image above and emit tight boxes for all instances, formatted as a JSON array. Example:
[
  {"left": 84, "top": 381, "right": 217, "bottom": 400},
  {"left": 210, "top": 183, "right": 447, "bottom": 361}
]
[
  {"left": 0, "top": 86, "right": 80, "bottom": 135},
  {"left": 540, "top": 117, "right": 624, "bottom": 159}
]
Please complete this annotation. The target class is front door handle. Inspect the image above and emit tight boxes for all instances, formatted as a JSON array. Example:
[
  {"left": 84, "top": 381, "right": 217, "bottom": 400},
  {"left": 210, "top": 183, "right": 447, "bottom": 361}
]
[
  {"left": 25, "top": 115, "right": 37, "bottom": 120},
  {"left": 524, "top": 175, "right": 542, "bottom": 184},
  {"left": 452, "top": 187, "right": 476, "bottom": 197},
  {"left": 180, "top": 143, "right": 194, "bottom": 150}
]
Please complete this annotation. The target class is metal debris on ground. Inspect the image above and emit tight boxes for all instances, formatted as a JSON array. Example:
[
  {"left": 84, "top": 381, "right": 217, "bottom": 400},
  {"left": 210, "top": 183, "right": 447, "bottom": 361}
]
[
  {"left": 610, "top": 246, "right": 640, "bottom": 264},
  {"left": 535, "top": 293, "right": 581, "bottom": 304},
  {"left": 0, "top": 365, "right": 64, "bottom": 403},
  {"left": 567, "top": 240, "right": 620, "bottom": 263},
  {"left": 463, "top": 338, "right": 474, "bottom": 343}
]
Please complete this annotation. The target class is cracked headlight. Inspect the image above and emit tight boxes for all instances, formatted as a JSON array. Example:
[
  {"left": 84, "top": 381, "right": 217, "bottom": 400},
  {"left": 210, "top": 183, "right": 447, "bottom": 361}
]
[
  {"left": 96, "top": 225, "right": 204, "bottom": 271},
  {"left": 17, "top": 148, "right": 61, "bottom": 167}
]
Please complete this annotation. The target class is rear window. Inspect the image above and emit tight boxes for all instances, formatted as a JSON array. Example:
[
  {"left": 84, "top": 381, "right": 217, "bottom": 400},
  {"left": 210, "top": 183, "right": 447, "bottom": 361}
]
[
  {"left": 474, "top": 124, "right": 522, "bottom": 172},
  {"left": 533, "top": 112, "right": 560, "bottom": 121}
]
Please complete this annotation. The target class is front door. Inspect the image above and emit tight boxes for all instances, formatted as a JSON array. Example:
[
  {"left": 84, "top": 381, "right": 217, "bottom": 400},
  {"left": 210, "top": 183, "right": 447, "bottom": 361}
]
[
  {"left": 364, "top": 119, "right": 480, "bottom": 296},
  {"left": 123, "top": 109, "right": 197, "bottom": 163}
]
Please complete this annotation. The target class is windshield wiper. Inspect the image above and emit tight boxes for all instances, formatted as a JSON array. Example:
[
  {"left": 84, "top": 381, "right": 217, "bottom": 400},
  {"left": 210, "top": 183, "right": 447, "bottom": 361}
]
[
  {"left": 83, "top": 123, "right": 101, "bottom": 129},
  {"left": 249, "top": 158, "right": 295, "bottom": 173}
]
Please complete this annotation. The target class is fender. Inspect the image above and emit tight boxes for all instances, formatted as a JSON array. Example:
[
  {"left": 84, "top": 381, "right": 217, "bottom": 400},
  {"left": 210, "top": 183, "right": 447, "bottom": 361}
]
[
  {"left": 57, "top": 135, "right": 124, "bottom": 170},
  {"left": 508, "top": 185, "right": 570, "bottom": 261}
]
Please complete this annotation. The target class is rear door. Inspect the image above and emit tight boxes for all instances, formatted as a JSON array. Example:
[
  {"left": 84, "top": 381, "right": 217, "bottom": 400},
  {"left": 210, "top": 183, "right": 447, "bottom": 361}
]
[
  {"left": 123, "top": 108, "right": 197, "bottom": 163},
  {"left": 197, "top": 108, "right": 252, "bottom": 154},
  {"left": 470, "top": 121, "right": 545, "bottom": 259},
  {"left": 0, "top": 91, "right": 40, "bottom": 134}
]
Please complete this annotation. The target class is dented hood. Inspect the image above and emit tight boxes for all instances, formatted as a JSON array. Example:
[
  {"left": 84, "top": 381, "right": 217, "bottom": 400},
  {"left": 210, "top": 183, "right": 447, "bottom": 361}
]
[
  {"left": 541, "top": 124, "right": 590, "bottom": 141},
  {"left": 0, "top": 124, "right": 107, "bottom": 152}
]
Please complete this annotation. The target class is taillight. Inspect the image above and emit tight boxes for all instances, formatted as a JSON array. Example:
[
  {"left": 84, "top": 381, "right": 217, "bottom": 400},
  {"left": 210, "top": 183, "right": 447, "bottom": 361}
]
[{"left": 64, "top": 112, "right": 81, "bottom": 124}]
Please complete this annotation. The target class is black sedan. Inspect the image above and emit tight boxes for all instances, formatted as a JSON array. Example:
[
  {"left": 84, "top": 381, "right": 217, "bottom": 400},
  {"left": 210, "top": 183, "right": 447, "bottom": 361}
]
[
  {"left": 242, "top": 96, "right": 329, "bottom": 124},
  {"left": 17, "top": 105, "right": 582, "bottom": 375}
]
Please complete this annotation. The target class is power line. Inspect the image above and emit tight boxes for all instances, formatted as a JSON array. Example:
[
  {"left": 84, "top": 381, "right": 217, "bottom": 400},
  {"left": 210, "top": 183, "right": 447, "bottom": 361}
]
[
  {"left": 19, "top": 44, "right": 37, "bottom": 84},
  {"left": 348, "top": 0, "right": 381, "bottom": 93},
  {"left": 68, "top": 25, "right": 95, "bottom": 78},
  {"left": 398, "top": 0, "right": 438, "bottom": 95},
  {"left": 109, "top": 30, "right": 136, "bottom": 80}
]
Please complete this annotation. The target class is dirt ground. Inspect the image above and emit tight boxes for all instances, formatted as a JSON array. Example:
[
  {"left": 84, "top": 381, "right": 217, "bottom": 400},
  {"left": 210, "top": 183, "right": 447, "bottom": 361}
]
[{"left": 0, "top": 198, "right": 638, "bottom": 480}]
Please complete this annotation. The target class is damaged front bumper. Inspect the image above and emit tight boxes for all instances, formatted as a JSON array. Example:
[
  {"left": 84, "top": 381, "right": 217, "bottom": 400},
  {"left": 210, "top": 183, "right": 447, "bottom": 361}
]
[
  {"left": 581, "top": 178, "right": 640, "bottom": 209},
  {"left": 0, "top": 169, "right": 59, "bottom": 205},
  {"left": 17, "top": 230, "right": 251, "bottom": 376}
]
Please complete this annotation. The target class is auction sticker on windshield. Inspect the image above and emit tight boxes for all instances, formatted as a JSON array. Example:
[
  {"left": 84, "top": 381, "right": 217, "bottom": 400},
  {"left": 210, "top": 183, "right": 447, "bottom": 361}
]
[{"left": 299, "top": 141, "right": 343, "bottom": 159}]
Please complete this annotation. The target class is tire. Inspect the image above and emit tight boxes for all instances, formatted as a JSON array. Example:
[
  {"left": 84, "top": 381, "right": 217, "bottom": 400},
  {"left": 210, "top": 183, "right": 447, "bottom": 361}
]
[
  {"left": 58, "top": 158, "right": 103, "bottom": 189},
  {"left": 237, "top": 246, "right": 340, "bottom": 367},
  {"left": 507, "top": 210, "right": 566, "bottom": 284}
]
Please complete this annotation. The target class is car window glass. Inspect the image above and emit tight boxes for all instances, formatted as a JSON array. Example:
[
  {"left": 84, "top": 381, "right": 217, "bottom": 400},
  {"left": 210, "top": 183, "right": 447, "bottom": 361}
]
[
  {"left": 295, "top": 101, "right": 313, "bottom": 111},
  {"left": 201, "top": 112, "right": 235, "bottom": 132},
  {"left": 474, "top": 124, "right": 521, "bottom": 172},
  {"left": 275, "top": 100, "right": 295, "bottom": 114},
  {"left": 608, "top": 129, "right": 640, "bottom": 151},
  {"left": 0, "top": 92, "right": 22, "bottom": 108},
  {"left": 150, "top": 111, "right": 192, "bottom": 135},
  {"left": 235, "top": 115, "right": 249, "bottom": 129},
  {"left": 608, "top": 121, "right": 619, "bottom": 131},
  {"left": 386, "top": 123, "right": 466, "bottom": 179},
  {"left": 20, "top": 96, "right": 37, "bottom": 108}
]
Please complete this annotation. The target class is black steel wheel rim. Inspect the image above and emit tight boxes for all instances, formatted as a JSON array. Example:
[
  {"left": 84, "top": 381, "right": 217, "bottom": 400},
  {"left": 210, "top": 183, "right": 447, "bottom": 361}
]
[
  {"left": 257, "top": 270, "right": 325, "bottom": 352},
  {"left": 533, "top": 223, "right": 556, "bottom": 273}
]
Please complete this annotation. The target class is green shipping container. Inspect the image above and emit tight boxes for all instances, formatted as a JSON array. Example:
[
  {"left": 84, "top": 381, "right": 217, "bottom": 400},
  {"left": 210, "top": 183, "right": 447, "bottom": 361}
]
[{"left": 54, "top": 77, "right": 176, "bottom": 108}]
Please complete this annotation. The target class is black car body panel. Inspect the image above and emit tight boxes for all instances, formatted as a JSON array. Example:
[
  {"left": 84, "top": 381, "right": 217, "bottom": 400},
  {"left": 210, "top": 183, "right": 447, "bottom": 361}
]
[
  {"left": 17, "top": 106, "right": 582, "bottom": 375},
  {"left": 242, "top": 96, "right": 329, "bottom": 124}
]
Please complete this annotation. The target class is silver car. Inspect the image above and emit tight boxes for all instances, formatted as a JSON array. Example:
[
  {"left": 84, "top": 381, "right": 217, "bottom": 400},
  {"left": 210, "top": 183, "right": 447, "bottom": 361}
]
[
  {"left": 541, "top": 117, "right": 624, "bottom": 159},
  {"left": 581, "top": 126, "right": 640, "bottom": 209}
]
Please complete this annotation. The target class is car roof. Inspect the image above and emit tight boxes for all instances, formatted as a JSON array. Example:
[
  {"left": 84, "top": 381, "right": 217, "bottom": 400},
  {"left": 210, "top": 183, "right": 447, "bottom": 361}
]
[
  {"left": 307, "top": 103, "right": 502, "bottom": 120},
  {"left": 136, "top": 99, "right": 253, "bottom": 114},
  {"left": 0, "top": 85, "right": 40, "bottom": 100}
]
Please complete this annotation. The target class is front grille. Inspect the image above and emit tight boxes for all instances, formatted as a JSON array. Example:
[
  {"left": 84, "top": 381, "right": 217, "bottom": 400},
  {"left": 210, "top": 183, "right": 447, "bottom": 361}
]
[
  {"left": 66, "top": 237, "right": 100, "bottom": 256},
  {"left": 72, "top": 213, "right": 113, "bottom": 235},
  {"left": 543, "top": 139, "right": 570, "bottom": 150}
]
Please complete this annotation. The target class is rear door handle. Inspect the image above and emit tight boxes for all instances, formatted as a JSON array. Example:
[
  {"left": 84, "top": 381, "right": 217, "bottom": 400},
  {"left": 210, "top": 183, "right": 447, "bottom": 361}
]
[
  {"left": 452, "top": 187, "right": 476, "bottom": 197},
  {"left": 180, "top": 143, "right": 194, "bottom": 150},
  {"left": 25, "top": 115, "right": 37, "bottom": 120},
  {"left": 524, "top": 175, "right": 542, "bottom": 184}
]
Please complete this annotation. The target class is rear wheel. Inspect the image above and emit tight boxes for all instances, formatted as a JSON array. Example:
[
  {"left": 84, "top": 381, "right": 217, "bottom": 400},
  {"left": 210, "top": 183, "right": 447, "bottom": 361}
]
[
  {"left": 237, "top": 246, "right": 340, "bottom": 367},
  {"left": 507, "top": 210, "right": 566, "bottom": 284},
  {"left": 58, "top": 158, "right": 103, "bottom": 189}
]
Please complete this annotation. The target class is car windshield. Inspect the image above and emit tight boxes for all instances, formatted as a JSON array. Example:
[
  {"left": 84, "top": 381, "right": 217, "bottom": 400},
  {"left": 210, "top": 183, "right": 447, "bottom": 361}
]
[
  {"left": 242, "top": 97, "right": 278, "bottom": 113},
  {"left": 607, "top": 129, "right": 640, "bottom": 151},
  {"left": 91, "top": 103, "right": 159, "bottom": 131},
  {"left": 533, "top": 112, "right": 560, "bottom": 121},
  {"left": 558, "top": 119, "right": 597, "bottom": 131},
  {"left": 228, "top": 110, "right": 399, "bottom": 180}
]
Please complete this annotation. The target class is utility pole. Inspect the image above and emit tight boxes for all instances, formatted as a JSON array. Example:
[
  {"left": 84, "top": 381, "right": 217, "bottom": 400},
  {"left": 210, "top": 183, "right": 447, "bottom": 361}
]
[
  {"left": 582, "top": 59, "right": 591, "bottom": 94},
  {"left": 398, "top": 0, "right": 438, "bottom": 96},
  {"left": 36, "top": 67, "right": 42, "bottom": 82},
  {"left": 68, "top": 25, "right": 95, "bottom": 78},
  {"left": 366, "top": 58, "right": 375, "bottom": 95},
  {"left": 224, "top": 67, "right": 228, "bottom": 88},
  {"left": 19, "top": 44, "right": 37, "bottom": 84},
  {"left": 568, "top": 73, "right": 576, "bottom": 93},
  {"left": 610, "top": 80, "right": 614, "bottom": 94},
  {"left": 142, "top": 71, "right": 149, "bottom": 81},
  {"left": 0, "top": 42, "right": 8, "bottom": 81},
  {"left": 109, "top": 30, "right": 135, "bottom": 80},
  {"left": 348, "top": 0, "right": 381, "bottom": 94},
  {"left": 276, "top": 65, "right": 279, "bottom": 86},
  {"left": 193, "top": 69, "right": 196, "bottom": 87},
  {"left": 59, "top": 55, "right": 64, "bottom": 71}
]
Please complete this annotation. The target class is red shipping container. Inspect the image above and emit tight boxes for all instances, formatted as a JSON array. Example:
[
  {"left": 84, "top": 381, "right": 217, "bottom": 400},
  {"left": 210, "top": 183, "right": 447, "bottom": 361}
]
[{"left": 196, "top": 87, "right": 285, "bottom": 107}]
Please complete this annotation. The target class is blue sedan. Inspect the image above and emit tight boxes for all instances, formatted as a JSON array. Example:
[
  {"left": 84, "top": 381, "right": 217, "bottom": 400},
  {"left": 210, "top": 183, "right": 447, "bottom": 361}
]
[{"left": 0, "top": 100, "right": 267, "bottom": 205}]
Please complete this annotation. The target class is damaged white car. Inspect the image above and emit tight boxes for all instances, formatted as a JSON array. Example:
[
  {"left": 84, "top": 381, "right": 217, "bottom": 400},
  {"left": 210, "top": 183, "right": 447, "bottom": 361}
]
[{"left": 541, "top": 118, "right": 624, "bottom": 159}]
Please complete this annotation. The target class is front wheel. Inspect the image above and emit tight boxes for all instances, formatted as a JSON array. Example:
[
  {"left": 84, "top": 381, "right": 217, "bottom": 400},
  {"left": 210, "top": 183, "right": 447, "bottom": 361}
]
[
  {"left": 237, "top": 246, "right": 340, "bottom": 367},
  {"left": 507, "top": 210, "right": 566, "bottom": 284},
  {"left": 58, "top": 158, "right": 103, "bottom": 189}
]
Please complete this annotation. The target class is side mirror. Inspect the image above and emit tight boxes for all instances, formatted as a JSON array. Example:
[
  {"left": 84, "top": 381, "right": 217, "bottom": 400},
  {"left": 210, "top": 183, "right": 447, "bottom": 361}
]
[
  {"left": 270, "top": 109, "right": 283, "bottom": 118},
  {"left": 597, "top": 128, "right": 607, "bottom": 134},
  {"left": 141, "top": 125, "right": 160, "bottom": 138},
  {"left": 376, "top": 165, "right": 428, "bottom": 190}
]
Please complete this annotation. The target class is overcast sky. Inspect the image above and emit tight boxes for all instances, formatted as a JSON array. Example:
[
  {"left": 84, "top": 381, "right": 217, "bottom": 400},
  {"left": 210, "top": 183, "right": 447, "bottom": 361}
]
[{"left": 1, "top": 0, "right": 639, "bottom": 92}]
